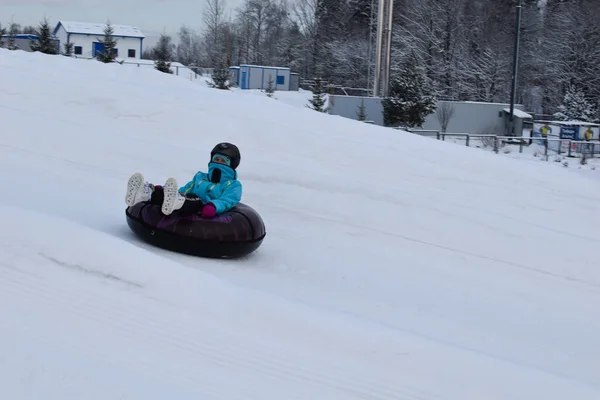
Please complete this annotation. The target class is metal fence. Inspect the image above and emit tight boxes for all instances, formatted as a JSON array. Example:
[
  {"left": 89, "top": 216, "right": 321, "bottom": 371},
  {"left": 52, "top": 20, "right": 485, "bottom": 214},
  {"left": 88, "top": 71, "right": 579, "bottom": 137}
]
[{"left": 405, "top": 129, "right": 600, "bottom": 160}]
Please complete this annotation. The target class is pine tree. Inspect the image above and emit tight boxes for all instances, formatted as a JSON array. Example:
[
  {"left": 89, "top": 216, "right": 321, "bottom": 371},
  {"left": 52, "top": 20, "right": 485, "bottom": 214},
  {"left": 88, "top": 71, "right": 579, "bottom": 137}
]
[
  {"left": 307, "top": 77, "right": 327, "bottom": 112},
  {"left": 356, "top": 98, "right": 367, "bottom": 120},
  {"left": 97, "top": 22, "right": 118, "bottom": 63},
  {"left": 154, "top": 34, "right": 173, "bottom": 73},
  {"left": 63, "top": 40, "right": 74, "bottom": 56},
  {"left": 29, "top": 18, "right": 57, "bottom": 54},
  {"left": 7, "top": 22, "right": 19, "bottom": 50},
  {"left": 382, "top": 55, "right": 437, "bottom": 127},
  {"left": 553, "top": 85, "right": 597, "bottom": 122},
  {"left": 0, "top": 23, "right": 6, "bottom": 48},
  {"left": 209, "top": 63, "right": 230, "bottom": 90},
  {"left": 264, "top": 76, "right": 275, "bottom": 97}
]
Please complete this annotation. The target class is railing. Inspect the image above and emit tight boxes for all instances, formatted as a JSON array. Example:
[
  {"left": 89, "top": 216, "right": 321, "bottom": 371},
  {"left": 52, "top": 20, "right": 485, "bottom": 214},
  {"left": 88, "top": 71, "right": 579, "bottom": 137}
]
[{"left": 405, "top": 129, "right": 600, "bottom": 160}]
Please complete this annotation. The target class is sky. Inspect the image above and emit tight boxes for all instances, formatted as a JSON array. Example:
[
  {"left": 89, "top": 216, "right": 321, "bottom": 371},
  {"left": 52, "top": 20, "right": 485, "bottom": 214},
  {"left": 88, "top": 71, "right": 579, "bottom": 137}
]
[{"left": 1, "top": 0, "right": 244, "bottom": 46}]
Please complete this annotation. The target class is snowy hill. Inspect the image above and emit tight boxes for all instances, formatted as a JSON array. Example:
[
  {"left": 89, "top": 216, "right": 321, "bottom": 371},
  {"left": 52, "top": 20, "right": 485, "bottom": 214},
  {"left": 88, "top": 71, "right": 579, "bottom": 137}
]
[{"left": 1, "top": 48, "right": 600, "bottom": 399}]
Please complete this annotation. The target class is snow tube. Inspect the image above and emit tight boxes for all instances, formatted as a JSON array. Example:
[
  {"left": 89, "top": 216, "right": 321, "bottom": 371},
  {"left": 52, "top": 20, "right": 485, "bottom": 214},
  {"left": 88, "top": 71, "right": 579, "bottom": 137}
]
[{"left": 125, "top": 201, "right": 266, "bottom": 258}]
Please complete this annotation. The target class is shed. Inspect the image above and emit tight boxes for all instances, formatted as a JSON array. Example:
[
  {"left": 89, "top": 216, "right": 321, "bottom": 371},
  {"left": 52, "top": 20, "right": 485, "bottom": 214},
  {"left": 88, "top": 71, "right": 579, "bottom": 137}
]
[
  {"left": 237, "top": 64, "right": 292, "bottom": 91},
  {"left": 53, "top": 21, "right": 145, "bottom": 59}
]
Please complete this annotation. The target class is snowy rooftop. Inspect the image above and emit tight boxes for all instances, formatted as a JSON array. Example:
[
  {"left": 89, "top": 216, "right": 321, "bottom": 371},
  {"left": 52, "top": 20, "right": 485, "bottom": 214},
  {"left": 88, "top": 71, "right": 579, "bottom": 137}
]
[
  {"left": 56, "top": 21, "right": 145, "bottom": 38},
  {"left": 502, "top": 108, "right": 533, "bottom": 119}
]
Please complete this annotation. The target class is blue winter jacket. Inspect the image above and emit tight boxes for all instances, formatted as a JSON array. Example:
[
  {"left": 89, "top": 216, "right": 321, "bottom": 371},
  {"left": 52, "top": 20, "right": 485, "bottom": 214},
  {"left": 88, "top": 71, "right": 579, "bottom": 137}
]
[{"left": 178, "top": 162, "right": 242, "bottom": 214}]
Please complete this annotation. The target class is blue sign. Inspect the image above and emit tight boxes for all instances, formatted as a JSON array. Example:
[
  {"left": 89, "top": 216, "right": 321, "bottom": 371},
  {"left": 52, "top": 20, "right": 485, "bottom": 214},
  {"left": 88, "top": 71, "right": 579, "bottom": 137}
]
[{"left": 560, "top": 126, "right": 578, "bottom": 139}]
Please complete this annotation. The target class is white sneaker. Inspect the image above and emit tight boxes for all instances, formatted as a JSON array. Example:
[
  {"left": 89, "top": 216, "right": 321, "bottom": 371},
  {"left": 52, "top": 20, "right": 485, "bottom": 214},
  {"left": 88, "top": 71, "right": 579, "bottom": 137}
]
[
  {"left": 161, "top": 177, "right": 186, "bottom": 215},
  {"left": 125, "top": 173, "right": 153, "bottom": 206}
]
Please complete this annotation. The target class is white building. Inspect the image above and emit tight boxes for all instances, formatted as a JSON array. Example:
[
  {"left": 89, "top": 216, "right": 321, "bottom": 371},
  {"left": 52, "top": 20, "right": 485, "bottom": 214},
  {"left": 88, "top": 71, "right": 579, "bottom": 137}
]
[
  {"left": 52, "top": 21, "right": 144, "bottom": 59},
  {"left": 229, "top": 65, "right": 296, "bottom": 91}
]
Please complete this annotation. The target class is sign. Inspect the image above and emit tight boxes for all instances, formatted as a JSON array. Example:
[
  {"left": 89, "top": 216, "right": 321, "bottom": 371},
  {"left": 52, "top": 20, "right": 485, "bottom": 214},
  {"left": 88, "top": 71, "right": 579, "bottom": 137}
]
[{"left": 560, "top": 126, "right": 578, "bottom": 140}]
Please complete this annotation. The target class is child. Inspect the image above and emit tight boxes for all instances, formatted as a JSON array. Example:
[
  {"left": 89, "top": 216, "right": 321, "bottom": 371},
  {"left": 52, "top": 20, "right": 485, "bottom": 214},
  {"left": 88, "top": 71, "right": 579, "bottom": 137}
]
[{"left": 125, "top": 142, "right": 242, "bottom": 217}]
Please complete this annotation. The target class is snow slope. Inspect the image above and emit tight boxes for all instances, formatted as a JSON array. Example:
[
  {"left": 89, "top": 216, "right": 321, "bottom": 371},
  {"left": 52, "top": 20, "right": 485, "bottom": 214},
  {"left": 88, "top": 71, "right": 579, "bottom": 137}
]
[{"left": 1, "top": 48, "right": 600, "bottom": 399}]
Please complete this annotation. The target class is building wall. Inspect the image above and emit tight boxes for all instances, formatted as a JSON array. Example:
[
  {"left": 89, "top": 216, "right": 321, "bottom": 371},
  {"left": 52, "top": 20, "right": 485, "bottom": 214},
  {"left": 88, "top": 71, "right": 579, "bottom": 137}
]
[
  {"left": 55, "top": 25, "right": 142, "bottom": 59},
  {"left": 327, "top": 95, "right": 384, "bottom": 125},
  {"left": 422, "top": 101, "right": 527, "bottom": 135}
]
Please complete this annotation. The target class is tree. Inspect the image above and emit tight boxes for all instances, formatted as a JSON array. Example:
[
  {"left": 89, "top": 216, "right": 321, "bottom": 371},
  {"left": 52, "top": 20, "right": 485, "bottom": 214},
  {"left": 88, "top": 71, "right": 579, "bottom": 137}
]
[
  {"left": 382, "top": 55, "right": 437, "bottom": 127},
  {"left": 209, "top": 63, "right": 231, "bottom": 89},
  {"left": 29, "top": 18, "right": 57, "bottom": 54},
  {"left": 96, "top": 22, "right": 118, "bottom": 63},
  {"left": 264, "top": 75, "right": 275, "bottom": 97},
  {"left": 0, "top": 23, "right": 6, "bottom": 48},
  {"left": 7, "top": 22, "right": 20, "bottom": 50},
  {"left": 554, "top": 85, "right": 597, "bottom": 122},
  {"left": 154, "top": 34, "right": 173, "bottom": 73},
  {"left": 435, "top": 102, "right": 455, "bottom": 132},
  {"left": 356, "top": 98, "right": 367, "bottom": 121},
  {"left": 63, "top": 40, "right": 74, "bottom": 56},
  {"left": 307, "top": 77, "right": 327, "bottom": 112}
]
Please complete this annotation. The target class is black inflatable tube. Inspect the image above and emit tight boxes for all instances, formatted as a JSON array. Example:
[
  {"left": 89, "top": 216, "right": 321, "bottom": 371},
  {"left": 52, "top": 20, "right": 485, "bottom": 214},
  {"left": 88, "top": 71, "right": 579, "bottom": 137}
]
[{"left": 126, "top": 211, "right": 265, "bottom": 259}]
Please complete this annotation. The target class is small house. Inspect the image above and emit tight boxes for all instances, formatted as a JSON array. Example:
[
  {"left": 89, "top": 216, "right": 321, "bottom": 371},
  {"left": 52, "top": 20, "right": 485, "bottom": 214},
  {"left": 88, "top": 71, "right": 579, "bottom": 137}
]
[
  {"left": 53, "top": 21, "right": 144, "bottom": 59},
  {"left": 229, "top": 64, "right": 294, "bottom": 91}
]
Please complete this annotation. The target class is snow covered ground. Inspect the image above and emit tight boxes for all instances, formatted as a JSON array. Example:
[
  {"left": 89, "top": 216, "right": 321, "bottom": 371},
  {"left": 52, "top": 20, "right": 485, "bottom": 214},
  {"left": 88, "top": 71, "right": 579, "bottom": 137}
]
[{"left": 1, "top": 48, "right": 600, "bottom": 399}]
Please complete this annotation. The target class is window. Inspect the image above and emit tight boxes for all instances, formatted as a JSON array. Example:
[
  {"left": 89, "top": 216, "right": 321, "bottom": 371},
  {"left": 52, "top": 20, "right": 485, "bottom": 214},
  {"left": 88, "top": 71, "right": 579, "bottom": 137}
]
[
  {"left": 276, "top": 75, "right": 285, "bottom": 85},
  {"left": 128, "top": 49, "right": 136, "bottom": 58},
  {"left": 111, "top": 48, "right": 118, "bottom": 57},
  {"left": 74, "top": 46, "right": 82, "bottom": 55}
]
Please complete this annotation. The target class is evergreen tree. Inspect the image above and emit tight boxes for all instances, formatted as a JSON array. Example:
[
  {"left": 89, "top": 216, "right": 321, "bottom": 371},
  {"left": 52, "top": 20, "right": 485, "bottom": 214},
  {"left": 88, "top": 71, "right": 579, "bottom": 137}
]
[
  {"left": 209, "top": 63, "right": 230, "bottom": 89},
  {"left": 307, "top": 77, "right": 327, "bottom": 112},
  {"left": 7, "top": 22, "right": 19, "bottom": 50},
  {"left": 29, "top": 18, "right": 57, "bottom": 54},
  {"left": 382, "top": 55, "right": 437, "bottom": 127},
  {"left": 264, "top": 76, "right": 275, "bottom": 97},
  {"left": 356, "top": 98, "right": 367, "bottom": 121},
  {"left": 154, "top": 34, "right": 173, "bottom": 73},
  {"left": 63, "top": 40, "right": 74, "bottom": 56},
  {"left": 0, "top": 24, "right": 6, "bottom": 48},
  {"left": 554, "top": 85, "right": 597, "bottom": 122},
  {"left": 97, "top": 22, "right": 118, "bottom": 63}
]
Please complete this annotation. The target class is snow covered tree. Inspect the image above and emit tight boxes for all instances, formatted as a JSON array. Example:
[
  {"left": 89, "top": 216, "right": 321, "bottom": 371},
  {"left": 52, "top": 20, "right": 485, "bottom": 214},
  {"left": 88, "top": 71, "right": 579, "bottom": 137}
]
[
  {"left": 209, "top": 64, "right": 230, "bottom": 89},
  {"left": 382, "top": 55, "right": 437, "bottom": 127},
  {"left": 29, "top": 18, "right": 57, "bottom": 54},
  {"left": 96, "top": 22, "right": 118, "bottom": 63},
  {"left": 554, "top": 85, "right": 597, "bottom": 122},
  {"left": 154, "top": 34, "right": 173, "bottom": 73},
  {"left": 307, "top": 77, "right": 327, "bottom": 112}
]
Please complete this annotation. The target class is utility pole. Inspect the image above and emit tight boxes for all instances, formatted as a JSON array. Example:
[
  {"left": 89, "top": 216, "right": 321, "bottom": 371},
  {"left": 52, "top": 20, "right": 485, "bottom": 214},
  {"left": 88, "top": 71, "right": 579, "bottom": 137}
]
[
  {"left": 508, "top": 0, "right": 523, "bottom": 136},
  {"left": 373, "top": 0, "right": 394, "bottom": 97}
]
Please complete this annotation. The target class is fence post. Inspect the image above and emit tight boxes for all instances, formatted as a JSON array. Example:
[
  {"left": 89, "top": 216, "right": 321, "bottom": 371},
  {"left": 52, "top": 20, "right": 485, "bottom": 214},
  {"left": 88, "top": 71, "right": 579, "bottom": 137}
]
[
  {"left": 466, "top": 135, "right": 470, "bottom": 147},
  {"left": 494, "top": 136, "right": 499, "bottom": 153},
  {"left": 437, "top": 131, "right": 440, "bottom": 140},
  {"left": 519, "top": 139, "right": 523, "bottom": 153}
]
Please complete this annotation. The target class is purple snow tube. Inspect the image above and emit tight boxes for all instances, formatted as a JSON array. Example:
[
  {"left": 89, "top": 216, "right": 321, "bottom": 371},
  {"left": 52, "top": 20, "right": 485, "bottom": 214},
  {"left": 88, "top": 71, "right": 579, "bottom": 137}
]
[{"left": 125, "top": 201, "right": 266, "bottom": 258}]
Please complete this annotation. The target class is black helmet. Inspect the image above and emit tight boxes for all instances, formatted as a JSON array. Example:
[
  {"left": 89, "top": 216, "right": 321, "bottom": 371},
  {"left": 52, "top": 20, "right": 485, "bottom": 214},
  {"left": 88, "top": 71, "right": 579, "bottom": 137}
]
[{"left": 211, "top": 142, "right": 241, "bottom": 170}]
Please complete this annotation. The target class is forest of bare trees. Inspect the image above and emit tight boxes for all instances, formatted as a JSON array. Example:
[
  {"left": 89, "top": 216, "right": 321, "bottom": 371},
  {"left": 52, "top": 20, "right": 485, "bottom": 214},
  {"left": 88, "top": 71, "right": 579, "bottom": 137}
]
[{"left": 3, "top": 0, "right": 599, "bottom": 118}]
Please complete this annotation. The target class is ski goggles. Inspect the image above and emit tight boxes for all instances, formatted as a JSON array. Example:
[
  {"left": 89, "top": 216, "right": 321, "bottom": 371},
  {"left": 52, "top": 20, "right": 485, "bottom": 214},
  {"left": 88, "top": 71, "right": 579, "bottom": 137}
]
[{"left": 212, "top": 153, "right": 231, "bottom": 166}]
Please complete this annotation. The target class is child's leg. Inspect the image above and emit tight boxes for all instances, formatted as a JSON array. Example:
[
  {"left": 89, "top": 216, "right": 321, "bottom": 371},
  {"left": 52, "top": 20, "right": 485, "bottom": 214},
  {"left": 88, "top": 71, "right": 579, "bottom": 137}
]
[
  {"left": 125, "top": 173, "right": 153, "bottom": 206},
  {"left": 161, "top": 178, "right": 187, "bottom": 215},
  {"left": 161, "top": 178, "right": 204, "bottom": 215}
]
